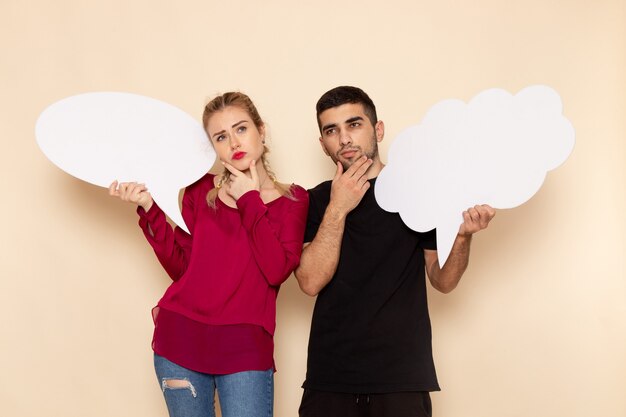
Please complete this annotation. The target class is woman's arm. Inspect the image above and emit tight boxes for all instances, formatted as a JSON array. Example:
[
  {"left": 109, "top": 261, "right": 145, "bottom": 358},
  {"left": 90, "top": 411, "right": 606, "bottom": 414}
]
[
  {"left": 237, "top": 187, "right": 309, "bottom": 287},
  {"left": 109, "top": 181, "right": 195, "bottom": 281}
]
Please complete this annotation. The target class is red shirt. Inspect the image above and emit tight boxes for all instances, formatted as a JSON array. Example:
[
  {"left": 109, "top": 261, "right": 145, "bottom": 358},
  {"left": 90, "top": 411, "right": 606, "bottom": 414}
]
[{"left": 137, "top": 174, "right": 308, "bottom": 374}]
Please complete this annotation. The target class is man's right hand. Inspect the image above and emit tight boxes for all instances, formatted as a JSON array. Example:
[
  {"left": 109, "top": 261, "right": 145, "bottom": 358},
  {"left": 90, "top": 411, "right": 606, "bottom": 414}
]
[
  {"left": 109, "top": 181, "right": 154, "bottom": 212},
  {"left": 328, "top": 156, "right": 373, "bottom": 216}
]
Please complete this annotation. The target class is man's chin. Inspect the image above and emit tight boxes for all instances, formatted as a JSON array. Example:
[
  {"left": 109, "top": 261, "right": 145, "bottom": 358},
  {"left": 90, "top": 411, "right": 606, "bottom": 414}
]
[{"left": 337, "top": 154, "right": 361, "bottom": 170}]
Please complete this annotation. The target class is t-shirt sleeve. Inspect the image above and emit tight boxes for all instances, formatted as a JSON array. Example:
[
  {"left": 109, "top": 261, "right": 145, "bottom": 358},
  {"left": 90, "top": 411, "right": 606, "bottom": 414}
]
[
  {"left": 419, "top": 228, "right": 437, "bottom": 250},
  {"left": 303, "top": 188, "right": 322, "bottom": 244}
]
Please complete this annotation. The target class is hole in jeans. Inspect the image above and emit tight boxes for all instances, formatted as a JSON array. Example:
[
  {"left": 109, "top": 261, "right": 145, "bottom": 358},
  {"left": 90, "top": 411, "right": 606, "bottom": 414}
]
[{"left": 161, "top": 378, "right": 197, "bottom": 398}]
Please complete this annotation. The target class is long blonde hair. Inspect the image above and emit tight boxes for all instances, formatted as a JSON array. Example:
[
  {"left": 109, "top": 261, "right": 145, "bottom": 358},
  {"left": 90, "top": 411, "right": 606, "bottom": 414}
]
[{"left": 203, "top": 92, "right": 294, "bottom": 208}]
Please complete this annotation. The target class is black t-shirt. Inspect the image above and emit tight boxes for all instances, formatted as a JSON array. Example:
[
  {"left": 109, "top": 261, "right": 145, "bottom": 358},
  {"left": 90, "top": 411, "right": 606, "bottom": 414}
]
[{"left": 302, "top": 178, "right": 440, "bottom": 394}]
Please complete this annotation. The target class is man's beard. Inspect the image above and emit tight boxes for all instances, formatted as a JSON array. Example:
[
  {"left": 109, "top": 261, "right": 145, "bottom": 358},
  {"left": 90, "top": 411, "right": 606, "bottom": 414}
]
[{"left": 337, "top": 136, "right": 378, "bottom": 170}]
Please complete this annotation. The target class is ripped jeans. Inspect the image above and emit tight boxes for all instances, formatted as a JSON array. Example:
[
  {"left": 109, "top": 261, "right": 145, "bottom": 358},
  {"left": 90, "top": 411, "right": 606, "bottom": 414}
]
[{"left": 154, "top": 354, "right": 274, "bottom": 417}]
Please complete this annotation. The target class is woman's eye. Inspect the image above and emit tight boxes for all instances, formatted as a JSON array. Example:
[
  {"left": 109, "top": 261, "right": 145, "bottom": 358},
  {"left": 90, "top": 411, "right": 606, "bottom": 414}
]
[
  {"left": 237, "top": 126, "right": 247, "bottom": 133},
  {"left": 216, "top": 135, "right": 225, "bottom": 142}
]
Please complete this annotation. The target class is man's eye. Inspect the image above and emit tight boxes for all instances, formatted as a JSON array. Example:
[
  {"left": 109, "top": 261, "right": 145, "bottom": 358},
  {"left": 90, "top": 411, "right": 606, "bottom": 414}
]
[
  {"left": 325, "top": 129, "right": 335, "bottom": 135},
  {"left": 350, "top": 122, "right": 360, "bottom": 128}
]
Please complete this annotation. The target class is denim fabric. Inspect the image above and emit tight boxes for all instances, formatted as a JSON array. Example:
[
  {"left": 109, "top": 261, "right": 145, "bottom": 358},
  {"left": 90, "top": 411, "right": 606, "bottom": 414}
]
[{"left": 154, "top": 354, "right": 274, "bottom": 417}]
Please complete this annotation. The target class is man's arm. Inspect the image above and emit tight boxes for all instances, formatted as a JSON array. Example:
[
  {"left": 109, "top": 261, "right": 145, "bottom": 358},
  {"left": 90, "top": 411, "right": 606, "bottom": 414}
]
[
  {"left": 425, "top": 204, "right": 496, "bottom": 294},
  {"left": 295, "top": 157, "right": 372, "bottom": 296}
]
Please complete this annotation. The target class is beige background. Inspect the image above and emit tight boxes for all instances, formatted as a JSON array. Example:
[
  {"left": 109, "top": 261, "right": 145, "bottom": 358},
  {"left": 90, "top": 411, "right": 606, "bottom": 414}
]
[{"left": 1, "top": 1, "right": 624, "bottom": 416}]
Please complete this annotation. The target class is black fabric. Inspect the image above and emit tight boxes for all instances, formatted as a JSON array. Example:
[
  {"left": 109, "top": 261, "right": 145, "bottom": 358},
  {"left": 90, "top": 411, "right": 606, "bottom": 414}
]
[
  {"left": 298, "top": 389, "right": 432, "bottom": 417},
  {"left": 303, "top": 178, "right": 439, "bottom": 394}
]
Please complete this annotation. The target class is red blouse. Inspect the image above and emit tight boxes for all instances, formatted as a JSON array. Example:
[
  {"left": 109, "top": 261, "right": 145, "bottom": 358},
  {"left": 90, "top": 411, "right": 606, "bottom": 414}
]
[{"left": 137, "top": 173, "right": 308, "bottom": 374}]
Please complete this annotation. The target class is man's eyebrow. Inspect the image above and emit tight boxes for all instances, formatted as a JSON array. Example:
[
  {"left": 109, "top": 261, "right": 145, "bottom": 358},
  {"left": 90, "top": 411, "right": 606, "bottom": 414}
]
[
  {"left": 321, "top": 122, "right": 337, "bottom": 132},
  {"left": 345, "top": 116, "right": 364, "bottom": 124},
  {"left": 321, "top": 116, "right": 364, "bottom": 132}
]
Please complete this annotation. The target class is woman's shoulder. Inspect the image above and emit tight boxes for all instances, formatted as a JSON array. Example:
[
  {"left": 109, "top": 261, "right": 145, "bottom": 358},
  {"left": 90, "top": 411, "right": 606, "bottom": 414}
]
[
  {"left": 285, "top": 183, "right": 310, "bottom": 203},
  {"left": 185, "top": 173, "right": 216, "bottom": 196},
  {"left": 288, "top": 183, "right": 307, "bottom": 197}
]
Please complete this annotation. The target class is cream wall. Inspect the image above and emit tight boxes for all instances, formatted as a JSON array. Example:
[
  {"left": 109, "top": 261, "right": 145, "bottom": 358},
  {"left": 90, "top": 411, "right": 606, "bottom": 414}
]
[{"left": 1, "top": 1, "right": 624, "bottom": 416}]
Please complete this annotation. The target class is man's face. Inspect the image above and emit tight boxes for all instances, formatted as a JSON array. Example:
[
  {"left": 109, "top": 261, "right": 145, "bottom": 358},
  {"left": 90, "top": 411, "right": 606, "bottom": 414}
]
[{"left": 318, "top": 103, "right": 384, "bottom": 170}]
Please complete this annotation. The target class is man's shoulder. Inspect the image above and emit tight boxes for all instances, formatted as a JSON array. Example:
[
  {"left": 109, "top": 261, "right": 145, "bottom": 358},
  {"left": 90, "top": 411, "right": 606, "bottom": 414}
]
[{"left": 308, "top": 180, "right": 332, "bottom": 196}]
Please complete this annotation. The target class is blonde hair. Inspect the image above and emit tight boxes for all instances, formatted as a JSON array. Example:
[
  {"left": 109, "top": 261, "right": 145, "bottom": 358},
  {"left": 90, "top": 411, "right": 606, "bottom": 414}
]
[{"left": 203, "top": 92, "right": 294, "bottom": 208}]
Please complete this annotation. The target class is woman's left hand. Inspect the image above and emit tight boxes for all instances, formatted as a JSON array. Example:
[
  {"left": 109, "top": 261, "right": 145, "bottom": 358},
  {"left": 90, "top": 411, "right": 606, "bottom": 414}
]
[{"left": 222, "top": 159, "right": 260, "bottom": 201}]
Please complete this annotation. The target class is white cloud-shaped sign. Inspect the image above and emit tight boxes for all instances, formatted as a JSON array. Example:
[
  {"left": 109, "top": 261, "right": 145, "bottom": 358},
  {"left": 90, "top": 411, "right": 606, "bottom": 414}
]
[
  {"left": 375, "top": 85, "right": 575, "bottom": 266},
  {"left": 36, "top": 92, "right": 215, "bottom": 233}
]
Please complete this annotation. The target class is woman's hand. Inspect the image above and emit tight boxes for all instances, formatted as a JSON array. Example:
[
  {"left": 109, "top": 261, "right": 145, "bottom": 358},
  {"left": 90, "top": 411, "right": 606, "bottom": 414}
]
[
  {"left": 109, "top": 181, "right": 154, "bottom": 211},
  {"left": 222, "top": 159, "right": 260, "bottom": 201}
]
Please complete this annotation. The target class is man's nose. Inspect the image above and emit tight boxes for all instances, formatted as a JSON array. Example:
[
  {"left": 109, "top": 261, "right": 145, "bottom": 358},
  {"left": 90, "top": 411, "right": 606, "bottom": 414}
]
[{"left": 339, "top": 132, "right": 352, "bottom": 145}]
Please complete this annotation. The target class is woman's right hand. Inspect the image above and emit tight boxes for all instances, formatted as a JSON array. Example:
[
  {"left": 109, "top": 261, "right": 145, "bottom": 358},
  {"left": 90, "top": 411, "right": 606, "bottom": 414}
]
[{"left": 109, "top": 181, "right": 154, "bottom": 211}]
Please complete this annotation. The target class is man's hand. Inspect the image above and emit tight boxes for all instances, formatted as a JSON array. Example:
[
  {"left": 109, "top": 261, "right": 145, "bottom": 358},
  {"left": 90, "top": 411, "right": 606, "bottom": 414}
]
[
  {"left": 458, "top": 204, "right": 496, "bottom": 236},
  {"left": 328, "top": 156, "right": 373, "bottom": 216}
]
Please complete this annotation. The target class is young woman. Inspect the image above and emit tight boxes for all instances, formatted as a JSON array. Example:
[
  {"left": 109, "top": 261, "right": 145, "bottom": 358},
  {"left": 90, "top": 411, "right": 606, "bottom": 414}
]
[{"left": 109, "top": 92, "right": 308, "bottom": 417}]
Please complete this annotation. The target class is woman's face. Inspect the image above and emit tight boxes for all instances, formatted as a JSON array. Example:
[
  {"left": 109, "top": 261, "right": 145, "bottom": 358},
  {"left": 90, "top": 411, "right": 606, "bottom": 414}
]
[{"left": 206, "top": 106, "right": 265, "bottom": 172}]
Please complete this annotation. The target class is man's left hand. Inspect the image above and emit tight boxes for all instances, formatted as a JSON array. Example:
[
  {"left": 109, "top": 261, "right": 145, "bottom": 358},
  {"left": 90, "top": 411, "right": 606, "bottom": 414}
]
[{"left": 458, "top": 204, "right": 496, "bottom": 236}]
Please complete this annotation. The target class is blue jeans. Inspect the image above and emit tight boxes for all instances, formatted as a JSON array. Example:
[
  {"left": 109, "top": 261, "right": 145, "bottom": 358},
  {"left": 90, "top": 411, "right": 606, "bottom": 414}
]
[{"left": 154, "top": 354, "right": 274, "bottom": 417}]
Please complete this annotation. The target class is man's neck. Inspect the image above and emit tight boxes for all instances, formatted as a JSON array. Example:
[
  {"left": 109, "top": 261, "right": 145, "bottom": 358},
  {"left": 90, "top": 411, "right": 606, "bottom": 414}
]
[{"left": 366, "top": 159, "right": 384, "bottom": 179}]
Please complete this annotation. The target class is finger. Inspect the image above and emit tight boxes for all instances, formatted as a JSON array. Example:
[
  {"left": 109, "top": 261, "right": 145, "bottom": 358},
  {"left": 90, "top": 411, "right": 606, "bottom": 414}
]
[
  {"left": 482, "top": 204, "right": 496, "bottom": 219},
  {"left": 467, "top": 207, "right": 480, "bottom": 222},
  {"left": 344, "top": 155, "right": 369, "bottom": 177},
  {"left": 122, "top": 182, "right": 137, "bottom": 200},
  {"left": 117, "top": 182, "right": 129, "bottom": 199},
  {"left": 353, "top": 158, "right": 373, "bottom": 180},
  {"left": 333, "top": 162, "right": 344, "bottom": 181},
  {"left": 108, "top": 181, "right": 119, "bottom": 196},
  {"left": 462, "top": 210, "right": 472, "bottom": 226},
  {"left": 132, "top": 184, "right": 148, "bottom": 200},
  {"left": 249, "top": 159, "right": 259, "bottom": 185},
  {"left": 222, "top": 162, "right": 243, "bottom": 177}
]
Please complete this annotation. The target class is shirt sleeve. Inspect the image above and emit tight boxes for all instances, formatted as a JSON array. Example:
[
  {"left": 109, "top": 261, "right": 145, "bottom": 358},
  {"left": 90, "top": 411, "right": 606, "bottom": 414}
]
[
  {"left": 419, "top": 228, "right": 437, "bottom": 250},
  {"left": 303, "top": 188, "right": 321, "bottom": 243},
  {"left": 136, "top": 187, "right": 196, "bottom": 281},
  {"left": 236, "top": 186, "right": 309, "bottom": 287}
]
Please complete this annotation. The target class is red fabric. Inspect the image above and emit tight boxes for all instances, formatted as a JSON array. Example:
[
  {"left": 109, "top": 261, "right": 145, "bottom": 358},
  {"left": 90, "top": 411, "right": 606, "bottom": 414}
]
[
  {"left": 137, "top": 173, "right": 308, "bottom": 374},
  {"left": 152, "top": 307, "right": 274, "bottom": 374}
]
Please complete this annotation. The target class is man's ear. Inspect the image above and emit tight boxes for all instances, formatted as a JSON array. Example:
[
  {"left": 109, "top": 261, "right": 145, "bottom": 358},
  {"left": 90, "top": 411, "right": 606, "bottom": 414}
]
[
  {"left": 375, "top": 120, "right": 385, "bottom": 143},
  {"left": 319, "top": 137, "right": 330, "bottom": 156}
]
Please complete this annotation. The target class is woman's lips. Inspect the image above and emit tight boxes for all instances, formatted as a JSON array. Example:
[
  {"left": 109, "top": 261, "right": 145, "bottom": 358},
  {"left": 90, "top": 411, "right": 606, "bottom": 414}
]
[{"left": 232, "top": 151, "right": 246, "bottom": 160}]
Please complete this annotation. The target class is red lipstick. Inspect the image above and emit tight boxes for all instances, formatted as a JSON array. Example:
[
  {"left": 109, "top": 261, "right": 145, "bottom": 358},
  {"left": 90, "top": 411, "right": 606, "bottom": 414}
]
[{"left": 232, "top": 151, "right": 246, "bottom": 160}]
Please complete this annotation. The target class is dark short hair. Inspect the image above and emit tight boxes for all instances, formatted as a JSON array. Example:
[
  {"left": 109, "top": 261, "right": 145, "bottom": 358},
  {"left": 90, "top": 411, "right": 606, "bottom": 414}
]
[{"left": 316, "top": 86, "right": 378, "bottom": 132}]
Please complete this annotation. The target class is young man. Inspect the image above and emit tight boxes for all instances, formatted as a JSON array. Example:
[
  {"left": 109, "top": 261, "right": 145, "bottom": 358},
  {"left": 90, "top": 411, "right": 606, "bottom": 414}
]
[{"left": 295, "top": 86, "right": 495, "bottom": 417}]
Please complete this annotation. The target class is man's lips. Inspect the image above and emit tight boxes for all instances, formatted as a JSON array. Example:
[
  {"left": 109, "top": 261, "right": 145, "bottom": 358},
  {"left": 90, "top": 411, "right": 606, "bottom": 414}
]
[
  {"left": 340, "top": 149, "right": 359, "bottom": 159},
  {"left": 232, "top": 151, "right": 246, "bottom": 160}
]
